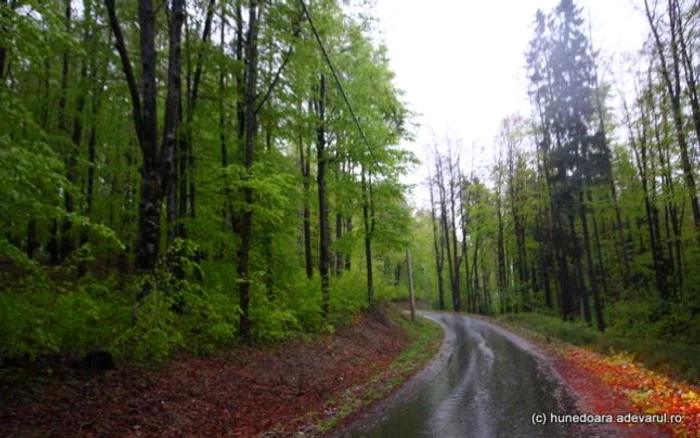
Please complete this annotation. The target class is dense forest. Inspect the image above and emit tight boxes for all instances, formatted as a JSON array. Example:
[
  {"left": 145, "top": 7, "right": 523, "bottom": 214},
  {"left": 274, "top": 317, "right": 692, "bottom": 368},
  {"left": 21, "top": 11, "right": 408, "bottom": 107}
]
[
  {"left": 1, "top": 0, "right": 699, "bottom": 368},
  {"left": 0, "top": 0, "right": 418, "bottom": 361},
  {"left": 412, "top": 0, "right": 700, "bottom": 347}
]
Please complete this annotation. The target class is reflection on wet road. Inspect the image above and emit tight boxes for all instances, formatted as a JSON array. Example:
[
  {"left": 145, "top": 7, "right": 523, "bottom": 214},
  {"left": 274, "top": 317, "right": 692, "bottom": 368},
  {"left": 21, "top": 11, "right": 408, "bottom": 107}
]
[{"left": 351, "top": 312, "right": 584, "bottom": 438}]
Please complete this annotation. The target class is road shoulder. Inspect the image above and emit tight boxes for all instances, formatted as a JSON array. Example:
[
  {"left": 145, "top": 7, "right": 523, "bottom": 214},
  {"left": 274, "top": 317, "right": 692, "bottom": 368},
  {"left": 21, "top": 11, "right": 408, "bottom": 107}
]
[{"left": 476, "top": 315, "right": 683, "bottom": 437}]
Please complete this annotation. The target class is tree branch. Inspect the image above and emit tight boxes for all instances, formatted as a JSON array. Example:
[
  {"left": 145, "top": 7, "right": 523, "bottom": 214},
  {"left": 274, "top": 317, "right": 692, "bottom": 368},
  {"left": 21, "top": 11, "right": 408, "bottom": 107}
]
[
  {"left": 104, "top": 0, "right": 142, "bottom": 143},
  {"left": 188, "top": 0, "right": 217, "bottom": 119},
  {"left": 255, "top": 47, "right": 293, "bottom": 114}
]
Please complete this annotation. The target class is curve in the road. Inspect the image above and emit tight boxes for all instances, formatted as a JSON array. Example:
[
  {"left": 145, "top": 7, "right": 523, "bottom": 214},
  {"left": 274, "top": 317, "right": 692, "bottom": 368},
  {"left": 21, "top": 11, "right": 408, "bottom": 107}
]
[{"left": 334, "top": 312, "right": 586, "bottom": 438}]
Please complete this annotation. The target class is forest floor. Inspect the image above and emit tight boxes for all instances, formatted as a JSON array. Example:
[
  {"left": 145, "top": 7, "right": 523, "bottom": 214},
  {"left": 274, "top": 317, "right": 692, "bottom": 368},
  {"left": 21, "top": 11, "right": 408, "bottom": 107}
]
[
  {"left": 0, "top": 305, "right": 443, "bottom": 438},
  {"left": 480, "top": 315, "right": 700, "bottom": 438}
]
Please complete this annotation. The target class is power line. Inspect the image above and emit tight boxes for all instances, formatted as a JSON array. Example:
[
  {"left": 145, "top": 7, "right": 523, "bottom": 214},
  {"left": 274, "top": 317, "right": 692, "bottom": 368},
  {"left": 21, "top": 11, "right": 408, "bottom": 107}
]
[{"left": 297, "top": 0, "right": 379, "bottom": 168}]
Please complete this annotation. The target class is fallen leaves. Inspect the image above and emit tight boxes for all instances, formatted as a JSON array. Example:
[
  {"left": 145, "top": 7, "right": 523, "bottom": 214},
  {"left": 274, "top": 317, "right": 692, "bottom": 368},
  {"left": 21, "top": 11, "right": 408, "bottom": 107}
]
[
  {"left": 0, "top": 311, "right": 412, "bottom": 438},
  {"left": 564, "top": 347, "right": 700, "bottom": 437}
]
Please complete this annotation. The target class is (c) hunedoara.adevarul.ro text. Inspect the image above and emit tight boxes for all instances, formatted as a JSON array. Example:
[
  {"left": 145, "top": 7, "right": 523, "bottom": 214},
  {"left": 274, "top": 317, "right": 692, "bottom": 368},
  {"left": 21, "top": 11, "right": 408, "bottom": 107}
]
[{"left": 531, "top": 412, "right": 684, "bottom": 425}]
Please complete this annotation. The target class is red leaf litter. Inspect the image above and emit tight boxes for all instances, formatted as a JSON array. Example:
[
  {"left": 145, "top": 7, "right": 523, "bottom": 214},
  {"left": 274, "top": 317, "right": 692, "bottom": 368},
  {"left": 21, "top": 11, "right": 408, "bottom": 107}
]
[
  {"left": 483, "top": 316, "right": 699, "bottom": 438},
  {"left": 0, "top": 311, "right": 408, "bottom": 438}
]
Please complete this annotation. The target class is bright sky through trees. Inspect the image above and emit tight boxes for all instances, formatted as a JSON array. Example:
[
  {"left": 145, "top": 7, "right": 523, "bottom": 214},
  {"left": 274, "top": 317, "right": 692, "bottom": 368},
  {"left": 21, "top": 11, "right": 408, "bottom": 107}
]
[{"left": 375, "top": 0, "right": 648, "bottom": 204}]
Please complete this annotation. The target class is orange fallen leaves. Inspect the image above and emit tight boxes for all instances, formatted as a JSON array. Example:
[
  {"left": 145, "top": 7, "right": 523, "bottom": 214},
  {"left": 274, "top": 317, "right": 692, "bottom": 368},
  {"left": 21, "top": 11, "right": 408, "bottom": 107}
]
[{"left": 564, "top": 347, "right": 700, "bottom": 437}]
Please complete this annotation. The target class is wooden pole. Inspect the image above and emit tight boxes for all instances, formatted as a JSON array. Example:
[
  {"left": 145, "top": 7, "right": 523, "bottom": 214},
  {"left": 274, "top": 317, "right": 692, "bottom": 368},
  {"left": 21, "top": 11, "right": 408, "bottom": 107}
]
[{"left": 406, "top": 247, "right": 416, "bottom": 321}]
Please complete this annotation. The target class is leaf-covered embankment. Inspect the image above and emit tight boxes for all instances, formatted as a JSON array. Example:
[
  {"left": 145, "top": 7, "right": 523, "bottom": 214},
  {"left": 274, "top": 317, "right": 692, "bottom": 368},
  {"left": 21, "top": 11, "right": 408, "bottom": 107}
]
[
  {"left": 485, "top": 314, "right": 699, "bottom": 438},
  {"left": 0, "top": 305, "right": 442, "bottom": 438}
]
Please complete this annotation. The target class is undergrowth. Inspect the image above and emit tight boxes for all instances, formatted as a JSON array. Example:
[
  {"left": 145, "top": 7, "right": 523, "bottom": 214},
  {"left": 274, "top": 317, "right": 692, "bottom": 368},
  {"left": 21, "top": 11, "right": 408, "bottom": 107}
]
[
  {"left": 0, "top": 238, "right": 414, "bottom": 366},
  {"left": 498, "top": 312, "right": 700, "bottom": 385}
]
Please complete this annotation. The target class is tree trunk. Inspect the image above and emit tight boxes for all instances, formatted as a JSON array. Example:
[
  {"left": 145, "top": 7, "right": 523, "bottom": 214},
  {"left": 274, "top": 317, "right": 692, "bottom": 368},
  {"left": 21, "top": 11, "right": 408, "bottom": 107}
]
[
  {"left": 316, "top": 74, "right": 330, "bottom": 318},
  {"left": 164, "top": 0, "right": 185, "bottom": 253},
  {"left": 237, "top": 0, "right": 260, "bottom": 341},
  {"left": 344, "top": 216, "right": 352, "bottom": 271},
  {"left": 579, "top": 189, "right": 604, "bottom": 331},
  {"left": 361, "top": 167, "right": 375, "bottom": 306},
  {"left": 335, "top": 213, "right": 343, "bottom": 275},
  {"left": 429, "top": 174, "right": 445, "bottom": 310},
  {"left": 645, "top": 0, "right": 700, "bottom": 249},
  {"left": 299, "top": 131, "right": 313, "bottom": 279}
]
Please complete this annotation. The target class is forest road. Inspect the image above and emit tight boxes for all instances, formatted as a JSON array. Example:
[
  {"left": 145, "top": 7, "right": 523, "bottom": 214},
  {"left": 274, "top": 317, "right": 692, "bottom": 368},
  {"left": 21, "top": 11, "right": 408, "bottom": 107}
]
[{"left": 338, "top": 312, "right": 591, "bottom": 438}]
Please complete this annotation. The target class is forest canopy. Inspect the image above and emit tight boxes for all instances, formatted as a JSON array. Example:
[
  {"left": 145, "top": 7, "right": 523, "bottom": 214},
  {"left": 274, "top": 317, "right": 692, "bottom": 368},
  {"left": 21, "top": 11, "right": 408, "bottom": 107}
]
[
  {"left": 0, "top": 0, "right": 417, "bottom": 360},
  {"left": 0, "top": 0, "right": 699, "bottom": 367}
]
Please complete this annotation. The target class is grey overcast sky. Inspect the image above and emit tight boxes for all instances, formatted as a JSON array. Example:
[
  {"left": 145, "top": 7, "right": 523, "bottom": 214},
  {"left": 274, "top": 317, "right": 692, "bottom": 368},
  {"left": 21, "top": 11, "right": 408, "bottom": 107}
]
[{"left": 372, "top": 0, "right": 648, "bottom": 206}]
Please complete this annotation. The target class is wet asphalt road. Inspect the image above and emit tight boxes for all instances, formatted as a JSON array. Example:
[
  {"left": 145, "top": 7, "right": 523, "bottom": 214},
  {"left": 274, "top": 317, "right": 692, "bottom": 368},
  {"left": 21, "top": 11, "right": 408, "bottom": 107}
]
[{"left": 344, "top": 312, "right": 585, "bottom": 438}]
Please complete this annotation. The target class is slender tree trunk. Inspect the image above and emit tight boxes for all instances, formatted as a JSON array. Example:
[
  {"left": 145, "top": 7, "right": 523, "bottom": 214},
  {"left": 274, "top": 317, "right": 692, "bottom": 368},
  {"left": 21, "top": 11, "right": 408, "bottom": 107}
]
[
  {"left": 316, "top": 74, "right": 331, "bottom": 318},
  {"left": 361, "top": 167, "right": 375, "bottom": 306},
  {"left": 496, "top": 193, "right": 507, "bottom": 303},
  {"left": 588, "top": 190, "right": 610, "bottom": 304},
  {"left": 164, "top": 0, "right": 185, "bottom": 256},
  {"left": 218, "top": 2, "right": 233, "bottom": 256},
  {"left": 179, "top": 0, "right": 215, "bottom": 231},
  {"left": 461, "top": 178, "right": 471, "bottom": 312},
  {"left": 624, "top": 96, "right": 670, "bottom": 303},
  {"left": 579, "top": 190, "right": 604, "bottom": 331},
  {"left": 62, "top": 43, "right": 89, "bottom": 261},
  {"left": 299, "top": 129, "right": 313, "bottom": 279},
  {"left": 429, "top": 175, "right": 445, "bottom": 310},
  {"left": 237, "top": 0, "right": 260, "bottom": 341},
  {"left": 344, "top": 216, "right": 352, "bottom": 271},
  {"left": 335, "top": 210, "right": 343, "bottom": 275},
  {"left": 645, "top": 0, "right": 700, "bottom": 249},
  {"left": 447, "top": 156, "right": 461, "bottom": 312},
  {"left": 53, "top": 0, "right": 72, "bottom": 263},
  {"left": 435, "top": 154, "right": 456, "bottom": 311}
]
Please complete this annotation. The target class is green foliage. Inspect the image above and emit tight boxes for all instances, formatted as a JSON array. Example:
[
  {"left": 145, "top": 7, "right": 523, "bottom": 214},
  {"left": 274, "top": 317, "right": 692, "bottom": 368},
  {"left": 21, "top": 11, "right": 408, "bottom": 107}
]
[
  {"left": 501, "top": 313, "right": 700, "bottom": 385},
  {"left": 328, "top": 271, "right": 370, "bottom": 325},
  {"left": 0, "top": 275, "right": 130, "bottom": 359},
  {"left": 114, "top": 288, "right": 184, "bottom": 363},
  {"left": 0, "top": 0, "right": 413, "bottom": 367},
  {"left": 500, "top": 313, "right": 600, "bottom": 346},
  {"left": 606, "top": 299, "right": 699, "bottom": 345}
]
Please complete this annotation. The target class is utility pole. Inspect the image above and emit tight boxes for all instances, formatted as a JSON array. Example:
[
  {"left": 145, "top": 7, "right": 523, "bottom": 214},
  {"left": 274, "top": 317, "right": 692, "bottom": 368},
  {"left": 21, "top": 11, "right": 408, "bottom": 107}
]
[{"left": 406, "top": 246, "right": 416, "bottom": 321}]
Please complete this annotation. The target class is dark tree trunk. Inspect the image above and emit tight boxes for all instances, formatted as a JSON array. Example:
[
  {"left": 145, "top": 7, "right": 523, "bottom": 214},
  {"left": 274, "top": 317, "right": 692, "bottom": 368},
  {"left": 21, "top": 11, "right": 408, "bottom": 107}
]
[
  {"left": 179, "top": 0, "right": 215, "bottom": 230},
  {"left": 164, "top": 0, "right": 185, "bottom": 252},
  {"left": 496, "top": 196, "right": 507, "bottom": 303},
  {"left": 624, "top": 94, "right": 670, "bottom": 304},
  {"left": 344, "top": 216, "right": 352, "bottom": 271},
  {"left": 54, "top": 0, "right": 71, "bottom": 263},
  {"left": 335, "top": 212, "right": 343, "bottom": 275},
  {"left": 588, "top": 191, "right": 609, "bottom": 307},
  {"left": 237, "top": 0, "right": 260, "bottom": 342},
  {"left": 303, "top": 194, "right": 313, "bottom": 278},
  {"left": 435, "top": 155, "right": 456, "bottom": 311},
  {"left": 107, "top": 0, "right": 160, "bottom": 274},
  {"left": 361, "top": 167, "right": 375, "bottom": 306},
  {"left": 84, "top": 93, "right": 99, "bottom": 226},
  {"left": 218, "top": 1, "right": 236, "bottom": 260},
  {"left": 316, "top": 74, "right": 331, "bottom": 317},
  {"left": 62, "top": 50, "right": 88, "bottom": 261},
  {"left": 645, "top": 0, "right": 700, "bottom": 249},
  {"left": 299, "top": 127, "right": 312, "bottom": 279},
  {"left": 579, "top": 190, "right": 604, "bottom": 331}
]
